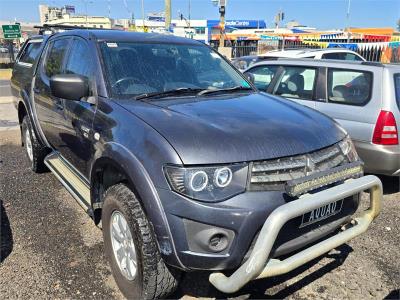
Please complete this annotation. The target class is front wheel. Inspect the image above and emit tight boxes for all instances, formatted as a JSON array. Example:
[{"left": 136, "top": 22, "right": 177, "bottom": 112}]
[
  {"left": 21, "top": 115, "right": 48, "bottom": 173},
  {"left": 102, "top": 184, "right": 180, "bottom": 299}
]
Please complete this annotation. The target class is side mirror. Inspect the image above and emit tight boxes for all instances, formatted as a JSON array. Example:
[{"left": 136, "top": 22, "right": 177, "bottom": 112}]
[
  {"left": 50, "top": 74, "right": 89, "bottom": 100},
  {"left": 244, "top": 72, "right": 255, "bottom": 84}
]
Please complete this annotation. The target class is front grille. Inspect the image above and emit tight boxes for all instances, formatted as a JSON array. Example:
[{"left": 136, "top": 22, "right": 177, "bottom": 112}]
[{"left": 250, "top": 143, "right": 348, "bottom": 191}]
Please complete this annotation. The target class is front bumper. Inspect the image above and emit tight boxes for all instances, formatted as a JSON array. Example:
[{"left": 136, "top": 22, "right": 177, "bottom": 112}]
[{"left": 209, "top": 175, "right": 382, "bottom": 293}]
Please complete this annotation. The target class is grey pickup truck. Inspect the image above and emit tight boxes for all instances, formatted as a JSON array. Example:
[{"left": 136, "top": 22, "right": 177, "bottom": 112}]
[{"left": 11, "top": 26, "right": 382, "bottom": 299}]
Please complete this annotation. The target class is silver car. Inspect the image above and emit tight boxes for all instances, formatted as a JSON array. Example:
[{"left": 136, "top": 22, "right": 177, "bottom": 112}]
[
  {"left": 244, "top": 59, "right": 400, "bottom": 176},
  {"left": 232, "top": 48, "right": 366, "bottom": 71}
]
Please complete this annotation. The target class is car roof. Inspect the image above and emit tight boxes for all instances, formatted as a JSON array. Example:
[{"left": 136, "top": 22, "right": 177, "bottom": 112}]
[
  {"left": 245, "top": 58, "right": 399, "bottom": 70},
  {"left": 259, "top": 48, "right": 359, "bottom": 57},
  {"left": 263, "top": 48, "right": 357, "bottom": 54},
  {"left": 50, "top": 29, "right": 202, "bottom": 45}
]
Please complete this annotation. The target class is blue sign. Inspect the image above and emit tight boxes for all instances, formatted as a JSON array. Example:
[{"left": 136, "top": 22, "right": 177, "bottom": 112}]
[{"left": 207, "top": 20, "right": 266, "bottom": 29}]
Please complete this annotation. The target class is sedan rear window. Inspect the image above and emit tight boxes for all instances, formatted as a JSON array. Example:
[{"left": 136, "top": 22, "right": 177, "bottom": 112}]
[
  {"left": 395, "top": 74, "right": 400, "bottom": 110},
  {"left": 327, "top": 69, "right": 372, "bottom": 106}
]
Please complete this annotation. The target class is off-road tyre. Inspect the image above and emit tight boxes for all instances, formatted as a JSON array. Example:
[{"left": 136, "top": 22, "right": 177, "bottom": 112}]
[
  {"left": 102, "top": 183, "right": 181, "bottom": 299},
  {"left": 21, "top": 115, "right": 48, "bottom": 173}
]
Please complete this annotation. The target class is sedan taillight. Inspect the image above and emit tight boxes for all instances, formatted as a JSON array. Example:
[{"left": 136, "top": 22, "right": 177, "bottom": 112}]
[{"left": 372, "top": 110, "right": 398, "bottom": 145}]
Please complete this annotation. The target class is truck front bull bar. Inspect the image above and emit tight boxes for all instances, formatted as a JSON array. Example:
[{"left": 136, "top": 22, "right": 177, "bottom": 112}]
[{"left": 209, "top": 175, "right": 382, "bottom": 293}]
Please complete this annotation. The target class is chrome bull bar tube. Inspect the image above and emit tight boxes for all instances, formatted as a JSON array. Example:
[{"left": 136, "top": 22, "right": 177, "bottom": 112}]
[{"left": 209, "top": 175, "right": 382, "bottom": 293}]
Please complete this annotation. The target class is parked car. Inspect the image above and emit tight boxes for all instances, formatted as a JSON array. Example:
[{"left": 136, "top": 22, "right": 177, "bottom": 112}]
[
  {"left": 244, "top": 59, "right": 400, "bottom": 177},
  {"left": 0, "top": 46, "right": 9, "bottom": 53},
  {"left": 232, "top": 48, "right": 366, "bottom": 71},
  {"left": 11, "top": 28, "right": 382, "bottom": 298}
]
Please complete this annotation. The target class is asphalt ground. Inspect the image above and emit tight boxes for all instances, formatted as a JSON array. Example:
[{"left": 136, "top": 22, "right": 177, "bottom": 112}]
[
  {"left": 0, "top": 79, "right": 12, "bottom": 97},
  {"left": 0, "top": 80, "right": 399, "bottom": 299}
]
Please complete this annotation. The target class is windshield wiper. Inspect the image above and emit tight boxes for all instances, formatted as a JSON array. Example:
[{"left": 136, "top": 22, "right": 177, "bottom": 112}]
[
  {"left": 197, "top": 86, "right": 254, "bottom": 96},
  {"left": 135, "top": 88, "right": 205, "bottom": 100}
]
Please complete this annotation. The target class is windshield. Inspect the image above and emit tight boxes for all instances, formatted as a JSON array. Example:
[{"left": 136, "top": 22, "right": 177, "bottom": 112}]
[{"left": 99, "top": 41, "right": 252, "bottom": 98}]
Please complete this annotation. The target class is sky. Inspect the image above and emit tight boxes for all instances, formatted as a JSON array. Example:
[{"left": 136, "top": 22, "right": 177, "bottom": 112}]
[{"left": 0, "top": 0, "right": 399, "bottom": 30}]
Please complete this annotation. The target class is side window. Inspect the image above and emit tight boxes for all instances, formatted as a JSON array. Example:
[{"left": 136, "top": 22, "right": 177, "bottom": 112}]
[
  {"left": 246, "top": 65, "right": 278, "bottom": 91},
  {"left": 273, "top": 66, "right": 317, "bottom": 100},
  {"left": 18, "top": 41, "right": 42, "bottom": 65},
  {"left": 65, "top": 39, "right": 93, "bottom": 80},
  {"left": 44, "top": 38, "right": 70, "bottom": 78},
  {"left": 344, "top": 53, "right": 363, "bottom": 61},
  {"left": 394, "top": 74, "right": 400, "bottom": 110},
  {"left": 322, "top": 52, "right": 345, "bottom": 60},
  {"left": 327, "top": 69, "right": 372, "bottom": 105}
]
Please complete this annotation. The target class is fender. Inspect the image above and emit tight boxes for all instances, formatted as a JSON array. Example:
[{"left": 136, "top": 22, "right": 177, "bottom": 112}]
[{"left": 90, "top": 141, "right": 186, "bottom": 270}]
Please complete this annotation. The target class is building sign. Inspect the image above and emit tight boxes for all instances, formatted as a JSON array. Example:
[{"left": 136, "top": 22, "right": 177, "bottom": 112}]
[
  {"left": 147, "top": 13, "right": 165, "bottom": 22},
  {"left": 2, "top": 24, "right": 21, "bottom": 39},
  {"left": 207, "top": 20, "right": 266, "bottom": 29},
  {"left": 64, "top": 5, "right": 75, "bottom": 14}
]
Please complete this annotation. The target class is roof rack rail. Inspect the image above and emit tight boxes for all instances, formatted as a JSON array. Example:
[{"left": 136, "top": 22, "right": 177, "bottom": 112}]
[{"left": 34, "top": 24, "right": 116, "bottom": 35}]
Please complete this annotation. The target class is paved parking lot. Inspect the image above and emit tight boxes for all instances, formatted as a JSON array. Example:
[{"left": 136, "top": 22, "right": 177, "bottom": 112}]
[{"left": 0, "top": 81, "right": 399, "bottom": 299}]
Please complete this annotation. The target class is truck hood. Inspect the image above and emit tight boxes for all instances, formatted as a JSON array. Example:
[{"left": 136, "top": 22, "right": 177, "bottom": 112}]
[{"left": 116, "top": 93, "right": 346, "bottom": 164}]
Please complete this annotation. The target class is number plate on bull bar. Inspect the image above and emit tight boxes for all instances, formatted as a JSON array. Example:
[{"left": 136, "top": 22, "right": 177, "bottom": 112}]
[{"left": 300, "top": 199, "right": 344, "bottom": 228}]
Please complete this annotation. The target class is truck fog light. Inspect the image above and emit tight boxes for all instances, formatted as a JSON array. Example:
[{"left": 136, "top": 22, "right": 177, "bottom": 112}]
[
  {"left": 190, "top": 171, "right": 208, "bottom": 192},
  {"left": 208, "top": 233, "right": 229, "bottom": 252},
  {"left": 214, "top": 167, "right": 232, "bottom": 188}
]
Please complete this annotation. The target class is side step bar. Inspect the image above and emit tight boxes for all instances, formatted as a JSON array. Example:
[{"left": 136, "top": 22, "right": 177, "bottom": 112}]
[{"left": 44, "top": 152, "right": 91, "bottom": 211}]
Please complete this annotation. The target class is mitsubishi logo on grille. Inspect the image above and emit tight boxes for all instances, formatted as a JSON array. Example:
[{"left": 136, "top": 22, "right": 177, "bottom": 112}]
[{"left": 305, "top": 156, "right": 316, "bottom": 175}]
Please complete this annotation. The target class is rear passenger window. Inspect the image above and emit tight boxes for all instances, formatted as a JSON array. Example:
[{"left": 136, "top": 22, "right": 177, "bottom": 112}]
[
  {"left": 246, "top": 65, "right": 278, "bottom": 91},
  {"left": 327, "top": 69, "right": 372, "bottom": 105},
  {"left": 273, "top": 66, "right": 317, "bottom": 100},
  {"left": 18, "top": 41, "right": 42, "bottom": 65},
  {"left": 44, "top": 39, "right": 69, "bottom": 78}
]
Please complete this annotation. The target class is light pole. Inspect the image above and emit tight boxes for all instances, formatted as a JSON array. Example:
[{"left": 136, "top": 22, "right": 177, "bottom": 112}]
[
  {"left": 141, "top": 0, "right": 145, "bottom": 31},
  {"left": 188, "top": 0, "right": 191, "bottom": 31},
  {"left": 216, "top": 0, "right": 226, "bottom": 48},
  {"left": 82, "top": 0, "right": 93, "bottom": 27},
  {"left": 346, "top": 0, "right": 351, "bottom": 43},
  {"left": 165, "top": 0, "right": 171, "bottom": 31}
]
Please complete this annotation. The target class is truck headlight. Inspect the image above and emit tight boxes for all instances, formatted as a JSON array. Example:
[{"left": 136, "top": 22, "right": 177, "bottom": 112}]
[
  {"left": 339, "top": 136, "right": 359, "bottom": 162},
  {"left": 164, "top": 163, "right": 248, "bottom": 202}
]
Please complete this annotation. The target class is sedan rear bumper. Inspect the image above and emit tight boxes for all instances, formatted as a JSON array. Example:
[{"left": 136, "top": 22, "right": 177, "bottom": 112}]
[
  {"left": 354, "top": 141, "right": 400, "bottom": 176},
  {"left": 209, "top": 175, "right": 382, "bottom": 293}
]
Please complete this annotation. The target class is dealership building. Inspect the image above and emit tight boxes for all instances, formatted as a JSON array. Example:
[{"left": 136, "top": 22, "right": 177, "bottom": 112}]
[{"left": 130, "top": 18, "right": 266, "bottom": 43}]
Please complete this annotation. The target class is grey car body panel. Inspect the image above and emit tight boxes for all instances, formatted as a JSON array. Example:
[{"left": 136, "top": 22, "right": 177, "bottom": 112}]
[
  {"left": 90, "top": 98, "right": 186, "bottom": 268},
  {"left": 118, "top": 93, "right": 346, "bottom": 165}
]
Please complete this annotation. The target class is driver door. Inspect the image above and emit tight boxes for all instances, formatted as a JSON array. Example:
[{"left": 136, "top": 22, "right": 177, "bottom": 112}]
[{"left": 56, "top": 37, "right": 97, "bottom": 177}]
